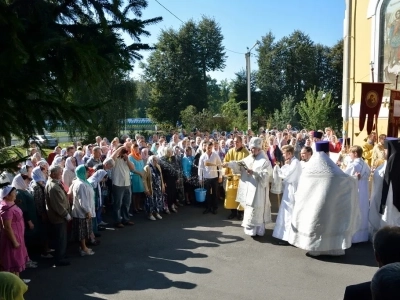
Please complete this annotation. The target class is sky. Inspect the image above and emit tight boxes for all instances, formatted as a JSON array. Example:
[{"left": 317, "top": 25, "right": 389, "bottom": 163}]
[{"left": 128, "top": 0, "right": 346, "bottom": 83}]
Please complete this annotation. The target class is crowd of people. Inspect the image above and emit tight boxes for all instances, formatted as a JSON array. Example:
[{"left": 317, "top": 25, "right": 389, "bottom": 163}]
[{"left": 0, "top": 125, "right": 399, "bottom": 299}]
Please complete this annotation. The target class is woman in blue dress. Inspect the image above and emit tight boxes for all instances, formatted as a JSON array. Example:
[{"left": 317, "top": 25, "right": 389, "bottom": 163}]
[{"left": 128, "top": 144, "right": 145, "bottom": 213}]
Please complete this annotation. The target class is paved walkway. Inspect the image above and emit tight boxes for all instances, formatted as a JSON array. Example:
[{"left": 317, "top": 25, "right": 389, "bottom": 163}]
[{"left": 24, "top": 194, "right": 376, "bottom": 300}]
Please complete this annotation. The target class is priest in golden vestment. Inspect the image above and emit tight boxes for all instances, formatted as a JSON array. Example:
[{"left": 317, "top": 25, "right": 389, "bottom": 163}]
[
  {"left": 371, "top": 134, "right": 387, "bottom": 170},
  {"left": 223, "top": 136, "right": 249, "bottom": 220},
  {"left": 362, "top": 132, "right": 376, "bottom": 167}
]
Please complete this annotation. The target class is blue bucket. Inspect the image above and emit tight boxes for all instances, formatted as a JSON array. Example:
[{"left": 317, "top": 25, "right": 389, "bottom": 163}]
[{"left": 194, "top": 188, "right": 207, "bottom": 202}]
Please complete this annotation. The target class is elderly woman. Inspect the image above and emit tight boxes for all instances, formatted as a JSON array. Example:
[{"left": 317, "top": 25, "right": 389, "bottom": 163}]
[
  {"left": 30, "top": 162, "right": 53, "bottom": 259},
  {"left": 159, "top": 147, "right": 179, "bottom": 213},
  {"left": 143, "top": 155, "right": 165, "bottom": 220},
  {"left": 129, "top": 144, "right": 145, "bottom": 213},
  {"left": 173, "top": 146, "right": 185, "bottom": 206},
  {"left": 0, "top": 185, "right": 29, "bottom": 281},
  {"left": 73, "top": 150, "right": 84, "bottom": 166},
  {"left": 12, "top": 171, "right": 38, "bottom": 249},
  {"left": 63, "top": 157, "right": 76, "bottom": 188},
  {"left": 69, "top": 165, "right": 95, "bottom": 256}
]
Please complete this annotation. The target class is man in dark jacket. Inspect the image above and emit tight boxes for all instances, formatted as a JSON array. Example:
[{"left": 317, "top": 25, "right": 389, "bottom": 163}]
[
  {"left": 343, "top": 226, "right": 400, "bottom": 299},
  {"left": 45, "top": 165, "right": 71, "bottom": 266}
]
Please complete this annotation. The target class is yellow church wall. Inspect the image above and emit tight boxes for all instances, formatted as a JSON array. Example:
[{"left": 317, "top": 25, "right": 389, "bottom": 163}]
[{"left": 346, "top": 0, "right": 392, "bottom": 145}]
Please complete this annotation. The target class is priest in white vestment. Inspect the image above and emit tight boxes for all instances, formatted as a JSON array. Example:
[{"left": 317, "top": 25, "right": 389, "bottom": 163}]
[
  {"left": 223, "top": 137, "right": 273, "bottom": 237},
  {"left": 288, "top": 141, "right": 361, "bottom": 256},
  {"left": 379, "top": 138, "right": 400, "bottom": 229},
  {"left": 344, "top": 145, "right": 371, "bottom": 243},
  {"left": 272, "top": 144, "right": 302, "bottom": 243}
]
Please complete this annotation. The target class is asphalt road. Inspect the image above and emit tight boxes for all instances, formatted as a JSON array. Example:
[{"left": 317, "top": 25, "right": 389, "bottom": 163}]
[{"left": 24, "top": 194, "right": 376, "bottom": 300}]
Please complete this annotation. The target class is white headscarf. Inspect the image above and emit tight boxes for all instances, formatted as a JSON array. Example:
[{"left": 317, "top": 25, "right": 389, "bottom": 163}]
[
  {"left": 12, "top": 174, "right": 28, "bottom": 190},
  {"left": 65, "top": 157, "right": 76, "bottom": 172},
  {"left": 32, "top": 165, "right": 47, "bottom": 183},
  {"left": 0, "top": 185, "right": 15, "bottom": 199},
  {"left": 51, "top": 155, "right": 64, "bottom": 167},
  {"left": 88, "top": 170, "right": 107, "bottom": 187}
]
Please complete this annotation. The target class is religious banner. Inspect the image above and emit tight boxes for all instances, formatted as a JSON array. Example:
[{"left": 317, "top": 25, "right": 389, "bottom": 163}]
[
  {"left": 387, "top": 89, "right": 400, "bottom": 137},
  {"left": 359, "top": 82, "right": 386, "bottom": 134}
]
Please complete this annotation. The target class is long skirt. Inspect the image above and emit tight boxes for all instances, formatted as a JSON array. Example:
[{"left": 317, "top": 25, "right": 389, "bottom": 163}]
[{"left": 72, "top": 218, "right": 92, "bottom": 241}]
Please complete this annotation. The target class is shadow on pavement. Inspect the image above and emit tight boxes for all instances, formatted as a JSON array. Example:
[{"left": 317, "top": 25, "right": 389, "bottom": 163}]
[{"left": 24, "top": 205, "right": 245, "bottom": 300}]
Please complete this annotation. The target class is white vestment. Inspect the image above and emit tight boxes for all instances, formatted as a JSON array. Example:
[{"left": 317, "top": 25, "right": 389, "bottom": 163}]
[
  {"left": 272, "top": 157, "right": 302, "bottom": 241},
  {"left": 369, "top": 161, "right": 387, "bottom": 239},
  {"left": 288, "top": 152, "right": 361, "bottom": 254},
  {"left": 270, "top": 165, "right": 282, "bottom": 194},
  {"left": 227, "top": 151, "right": 272, "bottom": 236},
  {"left": 381, "top": 181, "right": 400, "bottom": 228},
  {"left": 344, "top": 158, "right": 371, "bottom": 243}
]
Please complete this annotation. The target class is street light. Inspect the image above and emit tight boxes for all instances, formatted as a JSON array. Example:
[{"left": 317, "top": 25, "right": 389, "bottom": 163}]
[{"left": 246, "top": 41, "right": 260, "bottom": 130}]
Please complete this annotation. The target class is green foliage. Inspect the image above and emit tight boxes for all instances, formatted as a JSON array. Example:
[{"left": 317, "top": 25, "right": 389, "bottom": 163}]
[
  {"left": 270, "top": 95, "right": 297, "bottom": 130},
  {"left": 144, "top": 16, "right": 226, "bottom": 124},
  {"left": 297, "top": 89, "right": 339, "bottom": 130},
  {"left": 67, "top": 76, "right": 137, "bottom": 141},
  {"left": 256, "top": 31, "right": 343, "bottom": 118},
  {"left": 0, "top": 0, "right": 161, "bottom": 169},
  {"left": 133, "top": 80, "right": 151, "bottom": 118},
  {"left": 221, "top": 98, "right": 247, "bottom": 131},
  {"left": 231, "top": 69, "right": 261, "bottom": 111}
]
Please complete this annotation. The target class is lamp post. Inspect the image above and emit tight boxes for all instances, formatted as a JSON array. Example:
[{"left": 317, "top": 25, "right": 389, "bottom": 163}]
[{"left": 246, "top": 41, "right": 260, "bottom": 130}]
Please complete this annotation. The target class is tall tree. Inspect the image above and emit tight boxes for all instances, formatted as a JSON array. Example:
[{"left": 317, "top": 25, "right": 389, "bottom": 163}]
[
  {"left": 256, "top": 30, "right": 342, "bottom": 119},
  {"left": 67, "top": 75, "right": 137, "bottom": 141},
  {"left": 297, "top": 89, "right": 338, "bottom": 130},
  {"left": 0, "top": 0, "right": 161, "bottom": 167},
  {"left": 144, "top": 16, "right": 226, "bottom": 124}
]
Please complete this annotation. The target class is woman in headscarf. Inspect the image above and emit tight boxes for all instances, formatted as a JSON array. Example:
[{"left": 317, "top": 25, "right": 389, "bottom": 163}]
[
  {"left": 141, "top": 148, "right": 149, "bottom": 166},
  {"left": 63, "top": 157, "right": 76, "bottom": 188},
  {"left": 0, "top": 185, "right": 29, "bottom": 281},
  {"left": 0, "top": 271, "right": 28, "bottom": 300},
  {"left": 69, "top": 165, "right": 95, "bottom": 256},
  {"left": 12, "top": 171, "right": 38, "bottom": 257},
  {"left": 73, "top": 150, "right": 84, "bottom": 166},
  {"left": 129, "top": 144, "right": 145, "bottom": 213},
  {"left": 30, "top": 162, "right": 52, "bottom": 259},
  {"left": 150, "top": 142, "right": 160, "bottom": 156},
  {"left": 143, "top": 155, "right": 165, "bottom": 220},
  {"left": 50, "top": 155, "right": 64, "bottom": 168},
  {"left": 173, "top": 146, "right": 185, "bottom": 206},
  {"left": 159, "top": 147, "right": 178, "bottom": 213},
  {"left": 88, "top": 169, "right": 108, "bottom": 232}
]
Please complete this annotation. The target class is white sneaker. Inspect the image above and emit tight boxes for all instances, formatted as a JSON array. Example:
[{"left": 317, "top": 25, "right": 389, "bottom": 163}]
[
  {"left": 22, "top": 279, "right": 31, "bottom": 284},
  {"left": 171, "top": 206, "right": 177, "bottom": 213},
  {"left": 165, "top": 209, "right": 171, "bottom": 215},
  {"left": 155, "top": 213, "right": 162, "bottom": 220},
  {"left": 99, "top": 221, "right": 108, "bottom": 226},
  {"left": 148, "top": 215, "right": 156, "bottom": 221},
  {"left": 26, "top": 261, "right": 38, "bottom": 268}
]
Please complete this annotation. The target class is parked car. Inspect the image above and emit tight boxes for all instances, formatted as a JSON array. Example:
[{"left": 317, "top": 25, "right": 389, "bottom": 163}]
[{"left": 28, "top": 134, "right": 58, "bottom": 148}]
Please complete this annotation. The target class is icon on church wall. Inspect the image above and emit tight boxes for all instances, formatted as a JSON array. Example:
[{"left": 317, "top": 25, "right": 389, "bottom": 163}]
[{"left": 383, "top": 1, "right": 400, "bottom": 93}]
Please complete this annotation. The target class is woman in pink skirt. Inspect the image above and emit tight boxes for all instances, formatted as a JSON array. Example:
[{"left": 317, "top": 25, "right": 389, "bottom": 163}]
[{"left": 0, "top": 185, "right": 29, "bottom": 280}]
